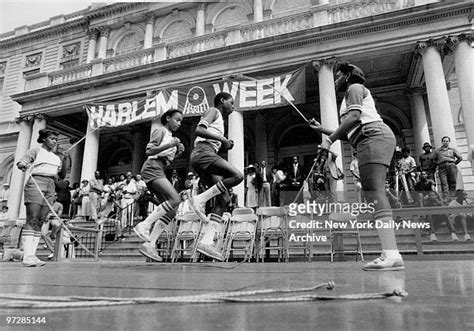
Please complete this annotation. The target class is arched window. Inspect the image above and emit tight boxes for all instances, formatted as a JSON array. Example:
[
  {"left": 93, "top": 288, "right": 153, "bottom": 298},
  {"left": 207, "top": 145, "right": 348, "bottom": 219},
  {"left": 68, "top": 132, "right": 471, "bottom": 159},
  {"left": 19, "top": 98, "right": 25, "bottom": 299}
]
[
  {"left": 213, "top": 6, "right": 249, "bottom": 31},
  {"left": 162, "top": 20, "right": 193, "bottom": 43},
  {"left": 116, "top": 32, "right": 142, "bottom": 56}
]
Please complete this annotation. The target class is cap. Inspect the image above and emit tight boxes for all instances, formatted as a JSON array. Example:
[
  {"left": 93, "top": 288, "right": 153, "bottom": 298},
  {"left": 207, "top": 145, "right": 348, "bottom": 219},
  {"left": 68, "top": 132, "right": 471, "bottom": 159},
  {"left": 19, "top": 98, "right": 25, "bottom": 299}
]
[
  {"left": 422, "top": 142, "right": 432, "bottom": 149},
  {"left": 3, "top": 183, "right": 9, "bottom": 187},
  {"left": 81, "top": 179, "right": 89, "bottom": 183},
  {"left": 187, "top": 172, "right": 194, "bottom": 177},
  {"left": 395, "top": 146, "right": 402, "bottom": 153}
]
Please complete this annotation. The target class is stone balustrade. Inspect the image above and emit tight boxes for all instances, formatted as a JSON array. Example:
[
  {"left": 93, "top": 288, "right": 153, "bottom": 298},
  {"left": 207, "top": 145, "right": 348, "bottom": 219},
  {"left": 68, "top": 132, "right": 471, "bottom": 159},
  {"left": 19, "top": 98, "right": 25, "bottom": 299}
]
[
  {"left": 104, "top": 48, "right": 154, "bottom": 73},
  {"left": 166, "top": 31, "right": 228, "bottom": 59},
  {"left": 241, "top": 12, "right": 314, "bottom": 42},
  {"left": 327, "top": 0, "right": 400, "bottom": 24},
  {"left": 49, "top": 63, "right": 93, "bottom": 86},
  {"left": 26, "top": 0, "right": 412, "bottom": 91}
]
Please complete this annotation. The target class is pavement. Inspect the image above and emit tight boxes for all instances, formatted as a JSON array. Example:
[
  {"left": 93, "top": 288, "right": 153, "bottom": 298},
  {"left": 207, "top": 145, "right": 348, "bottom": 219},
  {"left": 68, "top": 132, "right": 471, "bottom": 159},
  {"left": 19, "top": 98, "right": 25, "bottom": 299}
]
[{"left": 1, "top": 259, "right": 474, "bottom": 330}]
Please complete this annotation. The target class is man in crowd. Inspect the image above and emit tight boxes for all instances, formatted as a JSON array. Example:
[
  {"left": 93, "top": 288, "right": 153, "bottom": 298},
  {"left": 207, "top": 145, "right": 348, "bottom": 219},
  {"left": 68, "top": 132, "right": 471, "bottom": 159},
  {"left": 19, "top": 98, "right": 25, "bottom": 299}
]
[
  {"left": 433, "top": 136, "right": 462, "bottom": 199},
  {"left": 258, "top": 160, "right": 271, "bottom": 207},
  {"left": 419, "top": 142, "right": 436, "bottom": 180}
]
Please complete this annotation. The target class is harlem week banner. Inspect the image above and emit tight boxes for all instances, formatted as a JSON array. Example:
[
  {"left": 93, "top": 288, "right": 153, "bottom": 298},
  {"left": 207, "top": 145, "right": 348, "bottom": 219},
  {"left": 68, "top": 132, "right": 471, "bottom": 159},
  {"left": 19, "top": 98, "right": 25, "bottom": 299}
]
[{"left": 84, "top": 66, "right": 306, "bottom": 129}]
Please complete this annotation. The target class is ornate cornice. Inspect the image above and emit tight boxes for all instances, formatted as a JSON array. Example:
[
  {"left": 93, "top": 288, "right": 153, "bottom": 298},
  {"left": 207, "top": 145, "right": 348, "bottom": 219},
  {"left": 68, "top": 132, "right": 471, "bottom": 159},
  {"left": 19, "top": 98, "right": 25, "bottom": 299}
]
[
  {"left": 15, "top": 115, "right": 34, "bottom": 124},
  {"left": 415, "top": 37, "right": 447, "bottom": 55},
  {"left": 87, "top": 28, "right": 99, "bottom": 39}
]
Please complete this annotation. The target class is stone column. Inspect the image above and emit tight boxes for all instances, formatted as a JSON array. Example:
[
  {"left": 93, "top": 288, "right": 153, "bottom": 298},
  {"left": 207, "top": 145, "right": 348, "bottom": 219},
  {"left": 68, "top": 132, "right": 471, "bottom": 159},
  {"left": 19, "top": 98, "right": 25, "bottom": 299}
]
[
  {"left": 29, "top": 114, "right": 47, "bottom": 149},
  {"left": 196, "top": 3, "right": 206, "bottom": 36},
  {"left": 69, "top": 138, "right": 84, "bottom": 185},
  {"left": 80, "top": 124, "right": 100, "bottom": 182},
  {"left": 255, "top": 113, "right": 267, "bottom": 162},
  {"left": 408, "top": 88, "right": 430, "bottom": 154},
  {"left": 97, "top": 26, "right": 110, "bottom": 59},
  {"left": 132, "top": 129, "right": 146, "bottom": 175},
  {"left": 228, "top": 111, "right": 245, "bottom": 201},
  {"left": 8, "top": 116, "right": 33, "bottom": 221},
  {"left": 313, "top": 58, "right": 345, "bottom": 200},
  {"left": 447, "top": 33, "right": 474, "bottom": 159},
  {"left": 253, "top": 0, "right": 263, "bottom": 23},
  {"left": 144, "top": 14, "right": 155, "bottom": 49},
  {"left": 86, "top": 28, "right": 98, "bottom": 63},
  {"left": 416, "top": 38, "right": 458, "bottom": 148}
]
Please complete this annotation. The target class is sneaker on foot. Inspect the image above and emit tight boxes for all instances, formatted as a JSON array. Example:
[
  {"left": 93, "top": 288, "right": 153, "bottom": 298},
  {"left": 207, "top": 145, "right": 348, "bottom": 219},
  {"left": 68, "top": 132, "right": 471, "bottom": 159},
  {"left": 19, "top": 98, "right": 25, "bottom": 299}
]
[
  {"left": 138, "top": 243, "right": 163, "bottom": 262},
  {"left": 133, "top": 222, "right": 151, "bottom": 243},
  {"left": 362, "top": 254, "right": 404, "bottom": 271},
  {"left": 188, "top": 198, "right": 209, "bottom": 224},
  {"left": 451, "top": 233, "right": 459, "bottom": 241},
  {"left": 196, "top": 243, "right": 224, "bottom": 261},
  {"left": 429, "top": 233, "right": 438, "bottom": 242},
  {"left": 47, "top": 253, "right": 54, "bottom": 260},
  {"left": 464, "top": 233, "right": 471, "bottom": 241},
  {"left": 22, "top": 256, "right": 38, "bottom": 267},
  {"left": 34, "top": 256, "right": 46, "bottom": 266}
]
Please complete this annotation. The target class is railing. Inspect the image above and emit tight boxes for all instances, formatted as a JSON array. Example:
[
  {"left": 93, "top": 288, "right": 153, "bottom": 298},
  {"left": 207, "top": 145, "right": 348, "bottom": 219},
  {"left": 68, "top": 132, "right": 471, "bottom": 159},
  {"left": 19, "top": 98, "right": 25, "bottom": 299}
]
[
  {"left": 241, "top": 12, "right": 314, "bottom": 42},
  {"left": 327, "top": 0, "right": 400, "bottom": 24},
  {"left": 104, "top": 48, "right": 154, "bottom": 73},
  {"left": 23, "top": 1, "right": 415, "bottom": 90},
  {"left": 166, "top": 31, "right": 228, "bottom": 59},
  {"left": 49, "top": 63, "right": 93, "bottom": 86}
]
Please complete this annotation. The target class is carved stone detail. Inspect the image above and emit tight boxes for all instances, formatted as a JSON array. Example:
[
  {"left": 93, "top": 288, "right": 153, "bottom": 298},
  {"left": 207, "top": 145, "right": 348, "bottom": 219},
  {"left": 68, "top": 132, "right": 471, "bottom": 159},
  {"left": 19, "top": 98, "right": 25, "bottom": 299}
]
[
  {"left": 25, "top": 53, "right": 42, "bottom": 68},
  {"left": 62, "top": 42, "right": 80, "bottom": 59},
  {"left": 0, "top": 62, "right": 6, "bottom": 75},
  {"left": 313, "top": 57, "right": 337, "bottom": 71}
]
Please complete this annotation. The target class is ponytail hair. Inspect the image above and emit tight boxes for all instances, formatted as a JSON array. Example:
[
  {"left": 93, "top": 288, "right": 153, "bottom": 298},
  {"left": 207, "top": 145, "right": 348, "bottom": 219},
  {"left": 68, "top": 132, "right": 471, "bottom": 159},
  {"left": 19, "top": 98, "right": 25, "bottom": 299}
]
[
  {"left": 160, "top": 109, "right": 183, "bottom": 125},
  {"left": 37, "top": 129, "right": 59, "bottom": 144}
]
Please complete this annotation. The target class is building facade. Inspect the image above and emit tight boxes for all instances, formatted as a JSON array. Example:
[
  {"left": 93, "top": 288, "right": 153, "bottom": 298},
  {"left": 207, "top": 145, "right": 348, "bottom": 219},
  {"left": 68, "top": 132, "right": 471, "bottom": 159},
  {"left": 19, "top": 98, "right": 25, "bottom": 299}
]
[{"left": 0, "top": 0, "right": 473, "bottom": 220}]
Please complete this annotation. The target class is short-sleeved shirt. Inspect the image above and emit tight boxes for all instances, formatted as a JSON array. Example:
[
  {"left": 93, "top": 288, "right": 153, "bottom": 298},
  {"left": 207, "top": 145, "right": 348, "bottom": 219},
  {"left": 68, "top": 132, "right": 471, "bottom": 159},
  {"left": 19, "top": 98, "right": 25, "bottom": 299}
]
[
  {"left": 397, "top": 156, "right": 416, "bottom": 173},
  {"left": 194, "top": 108, "right": 224, "bottom": 152},
  {"left": 433, "top": 147, "right": 461, "bottom": 165},
  {"left": 419, "top": 152, "right": 435, "bottom": 171},
  {"left": 339, "top": 84, "right": 383, "bottom": 139},
  {"left": 449, "top": 198, "right": 472, "bottom": 217},
  {"left": 147, "top": 126, "right": 177, "bottom": 163}
]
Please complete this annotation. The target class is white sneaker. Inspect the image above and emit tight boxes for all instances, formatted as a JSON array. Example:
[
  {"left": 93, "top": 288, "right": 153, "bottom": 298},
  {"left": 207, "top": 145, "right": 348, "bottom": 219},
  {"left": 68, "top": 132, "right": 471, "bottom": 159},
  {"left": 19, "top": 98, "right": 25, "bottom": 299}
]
[
  {"left": 362, "top": 254, "right": 404, "bottom": 271},
  {"left": 429, "top": 233, "right": 438, "bottom": 242},
  {"left": 464, "top": 233, "right": 471, "bottom": 241},
  {"left": 34, "top": 256, "right": 46, "bottom": 266},
  {"left": 196, "top": 243, "right": 224, "bottom": 261},
  {"left": 47, "top": 253, "right": 54, "bottom": 260},
  {"left": 133, "top": 222, "right": 151, "bottom": 243},
  {"left": 138, "top": 243, "right": 163, "bottom": 262},
  {"left": 22, "top": 256, "right": 38, "bottom": 267},
  {"left": 451, "top": 233, "right": 459, "bottom": 241}
]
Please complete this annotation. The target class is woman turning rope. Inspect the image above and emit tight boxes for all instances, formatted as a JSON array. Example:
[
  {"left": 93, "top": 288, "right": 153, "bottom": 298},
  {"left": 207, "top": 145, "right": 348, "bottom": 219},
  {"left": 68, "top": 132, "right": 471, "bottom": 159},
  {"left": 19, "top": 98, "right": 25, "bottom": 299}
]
[
  {"left": 133, "top": 109, "right": 185, "bottom": 262},
  {"left": 310, "top": 62, "right": 404, "bottom": 271},
  {"left": 17, "top": 129, "right": 69, "bottom": 267}
]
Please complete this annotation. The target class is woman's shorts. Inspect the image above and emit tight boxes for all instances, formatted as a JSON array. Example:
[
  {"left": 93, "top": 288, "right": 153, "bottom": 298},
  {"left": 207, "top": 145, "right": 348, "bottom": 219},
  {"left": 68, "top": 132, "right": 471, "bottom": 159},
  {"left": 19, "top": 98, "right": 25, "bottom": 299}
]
[
  {"left": 141, "top": 158, "right": 167, "bottom": 184},
  {"left": 190, "top": 142, "right": 223, "bottom": 174},
  {"left": 349, "top": 121, "right": 395, "bottom": 167},
  {"left": 24, "top": 175, "right": 55, "bottom": 206}
]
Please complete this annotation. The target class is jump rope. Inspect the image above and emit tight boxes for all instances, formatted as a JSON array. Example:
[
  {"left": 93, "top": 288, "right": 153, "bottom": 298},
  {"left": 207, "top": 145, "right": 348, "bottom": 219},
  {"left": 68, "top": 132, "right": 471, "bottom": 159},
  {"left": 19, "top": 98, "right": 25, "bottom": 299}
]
[{"left": 8, "top": 74, "right": 406, "bottom": 308}]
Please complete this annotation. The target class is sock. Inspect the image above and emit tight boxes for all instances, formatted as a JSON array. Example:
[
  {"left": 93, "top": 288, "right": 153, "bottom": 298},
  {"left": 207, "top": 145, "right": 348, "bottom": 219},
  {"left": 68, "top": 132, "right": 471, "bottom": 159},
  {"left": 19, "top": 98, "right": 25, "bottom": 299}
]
[
  {"left": 383, "top": 250, "right": 402, "bottom": 259},
  {"left": 374, "top": 210, "right": 401, "bottom": 258},
  {"left": 200, "top": 214, "right": 221, "bottom": 245},
  {"left": 193, "top": 181, "right": 227, "bottom": 205},
  {"left": 142, "top": 201, "right": 173, "bottom": 228},
  {"left": 22, "top": 230, "right": 35, "bottom": 258},
  {"left": 32, "top": 231, "right": 41, "bottom": 257},
  {"left": 149, "top": 215, "right": 172, "bottom": 245}
]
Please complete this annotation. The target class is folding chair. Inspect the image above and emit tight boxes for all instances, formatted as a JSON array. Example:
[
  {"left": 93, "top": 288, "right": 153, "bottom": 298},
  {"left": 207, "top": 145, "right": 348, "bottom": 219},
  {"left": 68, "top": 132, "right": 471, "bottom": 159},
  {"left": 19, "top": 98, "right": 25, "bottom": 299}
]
[
  {"left": 170, "top": 213, "right": 203, "bottom": 262},
  {"left": 224, "top": 212, "right": 257, "bottom": 262},
  {"left": 329, "top": 212, "right": 364, "bottom": 262},
  {"left": 154, "top": 219, "right": 177, "bottom": 262},
  {"left": 256, "top": 207, "right": 289, "bottom": 262}
]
